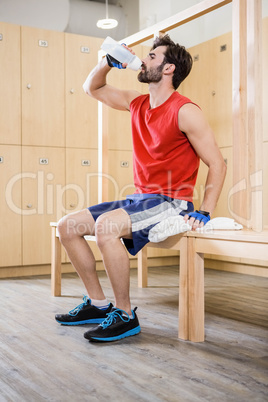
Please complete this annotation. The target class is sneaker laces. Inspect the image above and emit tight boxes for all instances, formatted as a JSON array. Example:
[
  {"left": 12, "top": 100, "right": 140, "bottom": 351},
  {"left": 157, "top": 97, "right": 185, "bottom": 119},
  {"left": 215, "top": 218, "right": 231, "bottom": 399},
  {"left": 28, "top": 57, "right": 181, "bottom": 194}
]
[
  {"left": 68, "top": 295, "right": 89, "bottom": 316},
  {"left": 100, "top": 308, "right": 130, "bottom": 329}
]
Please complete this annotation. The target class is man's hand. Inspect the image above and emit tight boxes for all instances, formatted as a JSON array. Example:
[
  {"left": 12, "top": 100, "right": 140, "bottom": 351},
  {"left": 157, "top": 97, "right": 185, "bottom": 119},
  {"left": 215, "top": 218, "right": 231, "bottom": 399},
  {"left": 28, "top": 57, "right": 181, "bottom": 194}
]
[
  {"left": 106, "top": 44, "right": 136, "bottom": 69},
  {"left": 106, "top": 54, "right": 126, "bottom": 69},
  {"left": 184, "top": 210, "right": 210, "bottom": 230}
]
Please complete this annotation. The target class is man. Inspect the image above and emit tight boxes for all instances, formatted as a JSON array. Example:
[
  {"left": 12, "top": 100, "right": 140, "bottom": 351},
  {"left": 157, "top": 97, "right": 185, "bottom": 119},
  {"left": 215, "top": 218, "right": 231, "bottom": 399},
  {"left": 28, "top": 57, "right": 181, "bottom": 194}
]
[{"left": 55, "top": 35, "right": 226, "bottom": 342}]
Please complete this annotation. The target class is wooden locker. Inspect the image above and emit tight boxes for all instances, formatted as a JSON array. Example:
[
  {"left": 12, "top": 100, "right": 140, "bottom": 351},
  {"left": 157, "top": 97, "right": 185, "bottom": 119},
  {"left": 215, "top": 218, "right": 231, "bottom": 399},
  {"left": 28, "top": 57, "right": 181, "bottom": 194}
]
[
  {"left": 65, "top": 147, "right": 98, "bottom": 212},
  {"left": 21, "top": 26, "right": 65, "bottom": 147},
  {"left": 180, "top": 40, "right": 212, "bottom": 118},
  {"left": 0, "top": 145, "right": 22, "bottom": 266},
  {"left": 209, "top": 33, "right": 232, "bottom": 148},
  {"left": 0, "top": 22, "right": 21, "bottom": 145},
  {"left": 22, "top": 146, "right": 65, "bottom": 265},
  {"left": 65, "top": 147, "right": 101, "bottom": 262},
  {"left": 65, "top": 34, "right": 102, "bottom": 149},
  {"left": 107, "top": 149, "right": 135, "bottom": 201}
]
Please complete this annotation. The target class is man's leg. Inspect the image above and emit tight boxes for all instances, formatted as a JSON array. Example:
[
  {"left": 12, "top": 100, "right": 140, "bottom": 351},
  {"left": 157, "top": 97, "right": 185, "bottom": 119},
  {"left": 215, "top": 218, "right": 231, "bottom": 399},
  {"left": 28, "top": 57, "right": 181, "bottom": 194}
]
[
  {"left": 95, "top": 208, "right": 133, "bottom": 315},
  {"left": 57, "top": 208, "right": 105, "bottom": 300}
]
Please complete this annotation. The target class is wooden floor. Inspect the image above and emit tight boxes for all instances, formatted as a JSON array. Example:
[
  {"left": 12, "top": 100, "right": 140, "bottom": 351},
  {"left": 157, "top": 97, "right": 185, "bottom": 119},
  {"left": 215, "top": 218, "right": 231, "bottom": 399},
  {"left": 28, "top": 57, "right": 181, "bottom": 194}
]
[{"left": 0, "top": 267, "right": 267, "bottom": 402}]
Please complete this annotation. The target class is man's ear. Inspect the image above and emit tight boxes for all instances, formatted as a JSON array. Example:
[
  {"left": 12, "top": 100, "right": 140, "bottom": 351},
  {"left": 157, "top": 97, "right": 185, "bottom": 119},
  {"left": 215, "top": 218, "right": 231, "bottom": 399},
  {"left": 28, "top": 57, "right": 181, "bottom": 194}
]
[{"left": 163, "top": 63, "right": 175, "bottom": 75}]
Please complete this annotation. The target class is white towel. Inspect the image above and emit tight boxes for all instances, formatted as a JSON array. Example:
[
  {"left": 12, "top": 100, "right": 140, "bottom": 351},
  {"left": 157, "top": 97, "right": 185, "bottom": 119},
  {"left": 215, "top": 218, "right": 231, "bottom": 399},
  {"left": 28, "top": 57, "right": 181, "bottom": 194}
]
[
  {"left": 148, "top": 215, "right": 191, "bottom": 243},
  {"left": 148, "top": 216, "right": 243, "bottom": 243},
  {"left": 196, "top": 217, "right": 243, "bottom": 232}
]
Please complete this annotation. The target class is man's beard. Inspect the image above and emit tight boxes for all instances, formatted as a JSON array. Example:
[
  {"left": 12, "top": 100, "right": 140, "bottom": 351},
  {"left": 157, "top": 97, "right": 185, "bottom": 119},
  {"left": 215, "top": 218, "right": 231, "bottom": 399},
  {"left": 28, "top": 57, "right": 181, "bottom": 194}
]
[{"left": 138, "top": 60, "right": 166, "bottom": 84}]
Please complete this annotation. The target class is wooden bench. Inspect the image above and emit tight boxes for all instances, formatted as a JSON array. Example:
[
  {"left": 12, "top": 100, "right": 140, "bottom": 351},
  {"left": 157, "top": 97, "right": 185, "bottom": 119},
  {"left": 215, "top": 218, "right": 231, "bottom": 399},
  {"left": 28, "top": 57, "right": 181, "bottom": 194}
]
[
  {"left": 139, "top": 229, "right": 268, "bottom": 342},
  {"left": 50, "top": 222, "right": 268, "bottom": 342}
]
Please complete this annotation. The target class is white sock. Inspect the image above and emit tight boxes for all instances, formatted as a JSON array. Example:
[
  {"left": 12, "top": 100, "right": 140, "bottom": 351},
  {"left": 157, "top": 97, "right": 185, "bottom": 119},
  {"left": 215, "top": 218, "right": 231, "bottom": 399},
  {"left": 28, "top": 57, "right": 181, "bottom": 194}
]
[{"left": 91, "top": 298, "right": 110, "bottom": 310}]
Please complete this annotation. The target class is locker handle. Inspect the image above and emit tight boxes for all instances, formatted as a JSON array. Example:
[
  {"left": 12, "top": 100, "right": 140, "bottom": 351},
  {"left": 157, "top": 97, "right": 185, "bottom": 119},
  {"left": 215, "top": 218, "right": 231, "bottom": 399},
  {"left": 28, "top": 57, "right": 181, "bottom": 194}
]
[
  {"left": 26, "top": 203, "right": 33, "bottom": 208},
  {"left": 70, "top": 203, "right": 76, "bottom": 208},
  {"left": 70, "top": 89, "right": 74, "bottom": 94},
  {"left": 27, "top": 84, "right": 31, "bottom": 89}
]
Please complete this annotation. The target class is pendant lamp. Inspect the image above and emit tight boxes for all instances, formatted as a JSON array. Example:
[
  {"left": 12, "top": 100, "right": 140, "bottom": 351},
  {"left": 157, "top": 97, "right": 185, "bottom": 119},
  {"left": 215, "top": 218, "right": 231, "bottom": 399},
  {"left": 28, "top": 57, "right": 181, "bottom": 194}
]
[{"left": 97, "top": 0, "right": 118, "bottom": 29}]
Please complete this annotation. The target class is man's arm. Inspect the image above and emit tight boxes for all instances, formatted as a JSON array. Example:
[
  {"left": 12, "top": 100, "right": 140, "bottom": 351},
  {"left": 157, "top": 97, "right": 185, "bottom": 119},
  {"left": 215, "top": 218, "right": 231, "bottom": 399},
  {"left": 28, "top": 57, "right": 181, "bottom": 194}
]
[
  {"left": 83, "top": 57, "right": 141, "bottom": 111},
  {"left": 179, "top": 103, "right": 227, "bottom": 228}
]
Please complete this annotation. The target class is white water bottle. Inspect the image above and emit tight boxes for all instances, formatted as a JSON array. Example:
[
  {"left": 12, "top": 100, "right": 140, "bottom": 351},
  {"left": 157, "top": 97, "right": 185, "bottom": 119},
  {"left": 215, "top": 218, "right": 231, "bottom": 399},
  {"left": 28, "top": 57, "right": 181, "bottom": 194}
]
[{"left": 101, "top": 36, "right": 142, "bottom": 71}]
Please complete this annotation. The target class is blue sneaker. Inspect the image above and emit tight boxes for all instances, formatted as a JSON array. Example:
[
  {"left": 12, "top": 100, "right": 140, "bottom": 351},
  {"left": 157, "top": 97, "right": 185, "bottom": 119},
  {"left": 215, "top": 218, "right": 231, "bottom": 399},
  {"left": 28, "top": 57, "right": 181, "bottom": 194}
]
[
  {"left": 84, "top": 307, "right": 141, "bottom": 342},
  {"left": 55, "top": 295, "right": 113, "bottom": 325}
]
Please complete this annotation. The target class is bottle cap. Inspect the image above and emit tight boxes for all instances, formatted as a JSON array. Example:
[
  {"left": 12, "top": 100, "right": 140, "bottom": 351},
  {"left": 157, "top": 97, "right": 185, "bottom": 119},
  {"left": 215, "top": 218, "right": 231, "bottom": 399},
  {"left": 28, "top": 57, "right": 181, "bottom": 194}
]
[{"left": 128, "top": 56, "right": 142, "bottom": 71}]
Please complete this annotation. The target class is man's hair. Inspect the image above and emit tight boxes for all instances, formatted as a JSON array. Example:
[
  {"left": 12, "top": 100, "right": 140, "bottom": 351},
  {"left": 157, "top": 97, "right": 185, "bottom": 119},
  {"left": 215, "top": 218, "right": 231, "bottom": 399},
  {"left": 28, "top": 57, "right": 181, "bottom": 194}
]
[{"left": 152, "top": 35, "right": 193, "bottom": 90}]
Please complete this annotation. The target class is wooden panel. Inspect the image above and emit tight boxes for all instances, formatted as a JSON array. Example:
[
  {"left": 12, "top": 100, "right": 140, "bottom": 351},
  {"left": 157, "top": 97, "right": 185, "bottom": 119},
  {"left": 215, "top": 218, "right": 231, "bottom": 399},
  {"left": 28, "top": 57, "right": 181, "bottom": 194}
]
[
  {"left": 263, "top": 141, "right": 268, "bottom": 229},
  {"left": 65, "top": 34, "right": 102, "bottom": 149},
  {"left": 0, "top": 22, "right": 21, "bottom": 145},
  {"left": 0, "top": 145, "right": 22, "bottom": 266},
  {"left": 21, "top": 26, "right": 65, "bottom": 147},
  {"left": 195, "top": 238, "right": 268, "bottom": 261},
  {"left": 22, "top": 146, "right": 65, "bottom": 265},
  {"left": 212, "top": 147, "right": 232, "bottom": 218}
]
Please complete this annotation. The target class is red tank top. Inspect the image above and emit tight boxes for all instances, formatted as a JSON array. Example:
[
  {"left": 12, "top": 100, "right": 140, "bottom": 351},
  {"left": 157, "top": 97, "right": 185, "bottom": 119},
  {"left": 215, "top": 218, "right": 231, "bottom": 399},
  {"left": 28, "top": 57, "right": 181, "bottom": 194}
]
[{"left": 129, "top": 91, "right": 200, "bottom": 201}]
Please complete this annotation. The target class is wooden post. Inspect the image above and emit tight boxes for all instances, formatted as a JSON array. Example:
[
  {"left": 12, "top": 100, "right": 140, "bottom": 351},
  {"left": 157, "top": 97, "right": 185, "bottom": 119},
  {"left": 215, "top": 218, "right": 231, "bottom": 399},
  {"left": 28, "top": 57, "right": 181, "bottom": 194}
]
[
  {"left": 232, "top": 0, "right": 249, "bottom": 226},
  {"left": 232, "top": 0, "right": 263, "bottom": 230},
  {"left": 247, "top": 0, "right": 263, "bottom": 231}
]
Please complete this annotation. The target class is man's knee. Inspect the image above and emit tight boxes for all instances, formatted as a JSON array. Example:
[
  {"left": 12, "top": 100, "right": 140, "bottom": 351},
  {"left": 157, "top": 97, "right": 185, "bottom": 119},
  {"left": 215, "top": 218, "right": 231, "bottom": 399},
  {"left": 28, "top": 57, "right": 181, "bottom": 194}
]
[
  {"left": 95, "top": 214, "right": 117, "bottom": 248},
  {"left": 57, "top": 215, "right": 76, "bottom": 243},
  {"left": 95, "top": 212, "right": 130, "bottom": 248},
  {"left": 57, "top": 211, "right": 94, "bottom": 243}
]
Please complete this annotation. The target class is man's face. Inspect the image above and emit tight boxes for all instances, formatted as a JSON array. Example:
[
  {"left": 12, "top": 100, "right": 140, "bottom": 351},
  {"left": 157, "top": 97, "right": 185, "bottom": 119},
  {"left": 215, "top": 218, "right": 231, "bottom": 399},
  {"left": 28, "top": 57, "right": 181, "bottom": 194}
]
[{"left": 138, "top": 46, "right": 167, "bottom": 84}]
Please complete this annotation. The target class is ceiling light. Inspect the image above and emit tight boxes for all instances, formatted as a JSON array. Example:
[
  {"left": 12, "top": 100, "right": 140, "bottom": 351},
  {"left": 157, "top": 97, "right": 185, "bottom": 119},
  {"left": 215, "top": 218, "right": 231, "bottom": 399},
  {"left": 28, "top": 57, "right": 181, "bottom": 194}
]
[{"left": 97, "top": 0, "right": 118, "bottom": 30}]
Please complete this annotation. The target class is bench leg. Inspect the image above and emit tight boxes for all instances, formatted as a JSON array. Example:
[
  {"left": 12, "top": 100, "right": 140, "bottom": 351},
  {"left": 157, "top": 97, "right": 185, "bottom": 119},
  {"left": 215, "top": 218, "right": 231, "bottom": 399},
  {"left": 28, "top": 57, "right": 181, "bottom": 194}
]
[
  {"left": 51, "top": 226, "right": 62, "bottom": 296},
  {"left": 188, "top": 236, "right": 205, "bottom": 342},
  {"left": 178, "top": 236, "right": 189, "bottom": 340},
  {"left": 137, "top": 246, "right": 148, "bottom": 287},
  {"left": 179, "top": 236, "right": 205, "bottom": 342}
]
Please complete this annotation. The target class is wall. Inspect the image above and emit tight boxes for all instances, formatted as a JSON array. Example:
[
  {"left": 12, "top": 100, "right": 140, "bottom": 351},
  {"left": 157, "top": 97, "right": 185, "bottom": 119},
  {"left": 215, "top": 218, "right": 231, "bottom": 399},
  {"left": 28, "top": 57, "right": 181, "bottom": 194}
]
[
  {"left": 139, "top": 0, "right": 268, "bottom": 48},
  {"left": 0, "top": 0, "right": 138, "bottom": 39}
]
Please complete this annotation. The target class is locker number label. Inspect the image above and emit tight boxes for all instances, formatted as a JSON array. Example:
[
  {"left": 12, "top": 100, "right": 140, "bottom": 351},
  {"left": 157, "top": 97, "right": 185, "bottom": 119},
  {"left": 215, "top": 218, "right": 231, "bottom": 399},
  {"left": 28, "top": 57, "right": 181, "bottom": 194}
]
[
  {"left": 82, "top": 159, "right": 91, "bottom": 166},
  {"left": 81, "top": 46, "right": 90, "bottom": 54},
  {"left": 0, "top": 156, "right": 3, "bottom": 163},
  {"left": 39, "top": 158, "right": 49, "bottom": 165},
  {"left": 120, "top": 161, "right": 129, "bottom": 168},
  {"left": 38, "top": 40, "right": 48, "bottom": 47}
]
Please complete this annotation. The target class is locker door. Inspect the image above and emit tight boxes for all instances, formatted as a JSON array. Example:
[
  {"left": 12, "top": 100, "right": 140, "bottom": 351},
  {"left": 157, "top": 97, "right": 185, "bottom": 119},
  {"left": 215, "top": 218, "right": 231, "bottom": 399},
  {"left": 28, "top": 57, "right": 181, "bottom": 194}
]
[
  {"left": 65, "top": 34, "right": 102, "bottom": 149},
  {"left": 65, "top": 148, "right": 98, "bottom": 212},
  {"left": 107, "top": 150, "right": 135, "bottom": 201},
  {"left": 21, "top": 26, "right": 65, "bottom": 147},
  {"left": 22, "top": 146, "right": 65, "bottom": 265},
  {"left": 0, "top": 145, "right": 22, "bottom": 266},
  {"left": 0, "top": 22, "right": 21, "bottom": 145},
  {"left": 209, "top": 33, "right": 232, "bottom": 148},
  {"left": 179, "top": 40, "right": 212, "bottom": 117},
  {"left": 65, "top": 147, "right": 101, "bottom": 261}
]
